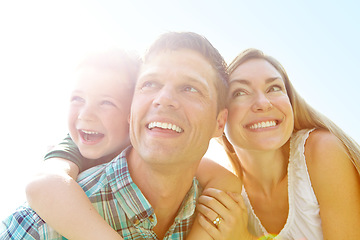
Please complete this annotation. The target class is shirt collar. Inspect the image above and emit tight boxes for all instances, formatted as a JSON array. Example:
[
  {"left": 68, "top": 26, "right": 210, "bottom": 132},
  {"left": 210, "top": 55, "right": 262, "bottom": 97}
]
[
  {"left": 106, "top": 146, "right": 201, "bottom": 225},
  {"left": 107, "top": 147, "right": 154, "bottom": 226},
  {"left": 175, "top": 177, "right": 202, "bottom": 222}
]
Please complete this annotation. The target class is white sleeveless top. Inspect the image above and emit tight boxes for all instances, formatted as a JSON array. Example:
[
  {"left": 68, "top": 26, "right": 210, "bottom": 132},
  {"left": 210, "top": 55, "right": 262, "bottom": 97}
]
[{"left": 242, "top": 129, "right": 323, "bottom": 240}]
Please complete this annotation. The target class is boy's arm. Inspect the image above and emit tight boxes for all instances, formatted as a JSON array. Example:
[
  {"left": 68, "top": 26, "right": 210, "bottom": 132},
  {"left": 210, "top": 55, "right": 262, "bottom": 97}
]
[
  {"left": 25, "top": 158, "right": 123, "bottom": 240},
  {"left": 187, "top": 158, "right": 254, "bottom": 240}
]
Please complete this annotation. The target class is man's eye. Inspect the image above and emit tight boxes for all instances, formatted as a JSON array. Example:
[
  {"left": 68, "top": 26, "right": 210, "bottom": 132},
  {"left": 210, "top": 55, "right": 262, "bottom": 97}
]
[
  {"left": 183, "top": 86, "right": 198, "bottom": 93},
  {"left": 142, "top": 81, "right": 156, "bottom": 89}
]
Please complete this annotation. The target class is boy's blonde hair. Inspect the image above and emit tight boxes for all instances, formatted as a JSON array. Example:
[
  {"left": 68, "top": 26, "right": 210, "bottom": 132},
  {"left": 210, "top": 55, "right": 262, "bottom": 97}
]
[{"left": 77, "top": 48, "right": 141, "bottom": 94}]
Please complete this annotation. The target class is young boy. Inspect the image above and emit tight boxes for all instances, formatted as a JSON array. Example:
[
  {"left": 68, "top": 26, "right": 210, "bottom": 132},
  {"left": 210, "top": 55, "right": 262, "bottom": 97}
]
[
  {"left": 25, "top": 48, "right": 244, "bottom": 240},
  {"left": 26, "top": 48, "right": 139, "bottom": 240}
]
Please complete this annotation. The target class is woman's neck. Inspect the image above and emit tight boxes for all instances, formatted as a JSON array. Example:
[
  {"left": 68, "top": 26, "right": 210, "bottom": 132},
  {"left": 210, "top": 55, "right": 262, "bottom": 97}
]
[{"left": 236, "top": 141, "right": 290, "bottom": 197}]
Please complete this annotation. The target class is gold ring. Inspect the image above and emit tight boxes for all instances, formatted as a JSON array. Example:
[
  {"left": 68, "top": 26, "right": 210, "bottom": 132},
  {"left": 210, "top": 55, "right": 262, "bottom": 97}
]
[{"left": 213, "top": 215, "right": 222, "bottom": 228}]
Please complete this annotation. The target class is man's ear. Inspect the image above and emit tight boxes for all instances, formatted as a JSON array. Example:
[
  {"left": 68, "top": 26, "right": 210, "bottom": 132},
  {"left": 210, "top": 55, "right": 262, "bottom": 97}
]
[{"left": 214, "top": 108, "right": 228, "bottom": 138}]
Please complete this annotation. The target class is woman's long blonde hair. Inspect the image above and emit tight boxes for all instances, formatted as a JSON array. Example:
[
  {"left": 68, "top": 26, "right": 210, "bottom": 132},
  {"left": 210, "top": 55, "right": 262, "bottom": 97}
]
[{"left": 220, "top": 48, "right": 360, "bottom": 177}]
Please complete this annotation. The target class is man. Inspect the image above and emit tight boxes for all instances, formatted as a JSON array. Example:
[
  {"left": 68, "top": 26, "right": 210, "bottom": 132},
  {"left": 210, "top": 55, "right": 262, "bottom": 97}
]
[{"left": 1, "top": 32, "right": 229, "bottom": 239}]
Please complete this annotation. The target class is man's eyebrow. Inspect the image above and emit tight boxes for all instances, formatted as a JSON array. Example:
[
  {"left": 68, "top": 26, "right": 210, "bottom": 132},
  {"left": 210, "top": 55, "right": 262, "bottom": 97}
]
[
  {"left": 138, "top": 72, "right": 158, "bottom": 79},
  {"left": 185, "top": 75, "right": 208, "bottom": 85}
]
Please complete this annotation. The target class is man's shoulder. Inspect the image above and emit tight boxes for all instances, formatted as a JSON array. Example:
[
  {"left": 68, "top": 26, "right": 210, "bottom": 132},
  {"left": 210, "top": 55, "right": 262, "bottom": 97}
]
[
  {"left": 76, "top": 163, "right": 112, "bottom": 196},
  {"left": 76, "top": 151, "right": 129, "bottom": 198}
]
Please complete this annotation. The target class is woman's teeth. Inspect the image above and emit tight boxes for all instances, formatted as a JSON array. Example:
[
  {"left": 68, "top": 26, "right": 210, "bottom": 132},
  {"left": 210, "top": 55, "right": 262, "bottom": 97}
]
[{"left": 249, "top": 121, "right": 277, "bottom": 130}]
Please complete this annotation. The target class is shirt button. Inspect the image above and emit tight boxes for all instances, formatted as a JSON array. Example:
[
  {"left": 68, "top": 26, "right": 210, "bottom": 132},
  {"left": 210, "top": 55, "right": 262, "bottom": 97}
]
[{"left": 149, "top": 215, "right": 155, "bottom": 222}]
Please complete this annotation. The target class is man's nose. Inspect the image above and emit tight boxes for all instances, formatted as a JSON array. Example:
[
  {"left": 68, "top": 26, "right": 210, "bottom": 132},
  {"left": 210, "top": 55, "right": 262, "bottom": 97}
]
[{"left": 152, "top": 87, "right": 180, "bottom": 109}]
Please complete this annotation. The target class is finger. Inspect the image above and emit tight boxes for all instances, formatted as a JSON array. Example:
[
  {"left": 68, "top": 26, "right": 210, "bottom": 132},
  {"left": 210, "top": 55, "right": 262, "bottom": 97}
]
[
  {"left": 197, "top": 202, "right": 219, "bottom": 223},
  {"left": 227, "top": 191, "right": 247, "bottom": 211},
  {"left": 198, "top": 194, "right": 227, "bottom": 213},
  {"left": 198, "top": 197, "right": 247, "bottom": 239},
  {"left": 226, "top": 191, "right": 242, "bottom": 203},
  {"left": 198, "top": 194, "right": 233, "bottom": 225},
  {"left": 199, "top": 190, "right": 245, "bottom": 227},
  {"left": 201, "top": 188, "right": 231, "bottom": 205},
  {"left": 201, "top": 188, "right": 239, "bottom": 212},
  {"left": 197, "top": 214, "right": 222, "bottom": 239},
  {"left": 205, "top": 188, "right": 246, "bottom": 215},
  {"left": 237, "top": 194, "right": 247, "bottom": 211}
]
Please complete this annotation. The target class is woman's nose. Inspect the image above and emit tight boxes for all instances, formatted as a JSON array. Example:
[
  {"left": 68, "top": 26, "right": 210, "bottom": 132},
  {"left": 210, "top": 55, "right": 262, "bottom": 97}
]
[{"left": 251, "top": 93, "right": 273, "bottom": 112}]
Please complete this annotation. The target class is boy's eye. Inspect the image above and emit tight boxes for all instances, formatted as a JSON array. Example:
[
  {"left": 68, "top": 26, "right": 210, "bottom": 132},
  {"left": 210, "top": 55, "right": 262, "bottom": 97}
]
[
  {"left": 101, "top": 100, "right": 115, "bottom": 106},
  {"left": 70, "top": 96, "right": 84, "bottom": 103}
]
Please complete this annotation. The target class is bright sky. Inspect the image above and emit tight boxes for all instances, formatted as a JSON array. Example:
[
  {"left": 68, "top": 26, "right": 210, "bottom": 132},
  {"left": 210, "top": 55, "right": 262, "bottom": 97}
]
[{"left": 0, "top": 0, "right": 359, "bottom": 219}]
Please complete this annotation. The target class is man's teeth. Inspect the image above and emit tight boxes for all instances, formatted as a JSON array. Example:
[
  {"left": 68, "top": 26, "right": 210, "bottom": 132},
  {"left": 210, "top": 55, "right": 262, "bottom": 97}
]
[
  {"left": 249, "top": 121, "right": 277, "bottom": 130},
  {"left": 148, "top": 122, "right": 183, "bottom": 133}
]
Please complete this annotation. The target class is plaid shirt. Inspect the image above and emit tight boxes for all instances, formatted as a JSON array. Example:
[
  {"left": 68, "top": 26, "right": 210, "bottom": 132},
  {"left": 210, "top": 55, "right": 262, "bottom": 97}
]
[{"left": 1, "top": 147, "right": 201, "bottom": 240}]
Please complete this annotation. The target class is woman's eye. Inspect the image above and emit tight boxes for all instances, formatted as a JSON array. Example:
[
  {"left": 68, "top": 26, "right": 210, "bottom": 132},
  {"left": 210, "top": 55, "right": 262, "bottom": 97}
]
[
  {"left": 232, "top": 89, "right": 247, "bottom": 97},
  {"left": 268, "top": 85, "right": 282, "bottom": 92}
]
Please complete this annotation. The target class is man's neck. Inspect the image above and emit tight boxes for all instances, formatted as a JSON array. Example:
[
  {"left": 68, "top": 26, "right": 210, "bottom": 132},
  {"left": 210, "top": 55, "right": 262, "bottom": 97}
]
[{"left": 127, "top": 149, "right": 198, "bottom": 238}]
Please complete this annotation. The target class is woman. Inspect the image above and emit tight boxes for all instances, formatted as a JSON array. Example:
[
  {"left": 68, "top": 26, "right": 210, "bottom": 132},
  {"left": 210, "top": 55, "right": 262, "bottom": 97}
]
[{"left": 198, "top": 48, "right": 360, "bottom": 239}]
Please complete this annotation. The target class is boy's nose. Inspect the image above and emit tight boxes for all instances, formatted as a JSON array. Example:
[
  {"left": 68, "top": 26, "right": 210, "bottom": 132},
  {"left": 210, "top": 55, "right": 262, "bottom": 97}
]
[{"left": 78, "top": 104, "right": 97, "bottom": 121}]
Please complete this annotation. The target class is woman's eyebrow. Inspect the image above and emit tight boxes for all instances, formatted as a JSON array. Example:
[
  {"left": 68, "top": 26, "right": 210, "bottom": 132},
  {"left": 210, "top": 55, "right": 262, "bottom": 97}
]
[
  {"left": 265, "top": 77, "right": 282, "bottom": 84},
  {"left": 230, "top": 77, "right": 281, "bottom": 85},
  {"left": 229, "top": 79, "right": 251, "bottom": 86}
]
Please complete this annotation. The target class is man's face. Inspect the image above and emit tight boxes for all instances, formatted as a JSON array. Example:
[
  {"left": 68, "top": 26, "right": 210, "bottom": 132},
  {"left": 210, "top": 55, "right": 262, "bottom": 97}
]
[{"left": 129, "top": 49, "right": 227, "bottom": 168}]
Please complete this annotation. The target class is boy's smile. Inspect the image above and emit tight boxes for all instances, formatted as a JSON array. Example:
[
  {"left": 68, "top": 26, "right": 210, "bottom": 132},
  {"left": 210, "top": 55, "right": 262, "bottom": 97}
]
[{"left": 68, "top": 66, "right": 132, "bottom": 159}]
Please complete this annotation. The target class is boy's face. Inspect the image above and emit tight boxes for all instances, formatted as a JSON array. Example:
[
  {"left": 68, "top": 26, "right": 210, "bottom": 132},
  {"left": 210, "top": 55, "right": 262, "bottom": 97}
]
[{"left": 68, "top": 66, "right": 132, "bottom": 159}]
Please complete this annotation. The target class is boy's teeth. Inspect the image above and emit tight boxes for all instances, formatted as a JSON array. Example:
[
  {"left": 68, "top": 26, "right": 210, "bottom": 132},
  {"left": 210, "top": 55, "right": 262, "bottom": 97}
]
[
  {"left": 148, "top": 122, "right": 183, "bottom": 133},
  {"left": 81, "top": 130, "right": 104, "bottom": 142},
  {"left": 82, "top": 130, "right": 99, "bottom": 134},
  {"left": 249, "top": 121, "right": 277, "bottom": 130}
]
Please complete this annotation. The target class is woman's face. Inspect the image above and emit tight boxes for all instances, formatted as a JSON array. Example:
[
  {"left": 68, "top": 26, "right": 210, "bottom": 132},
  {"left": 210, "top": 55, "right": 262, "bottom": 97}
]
[{"left": 225, "top": 58, "right": 294, "bottom": 152}]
